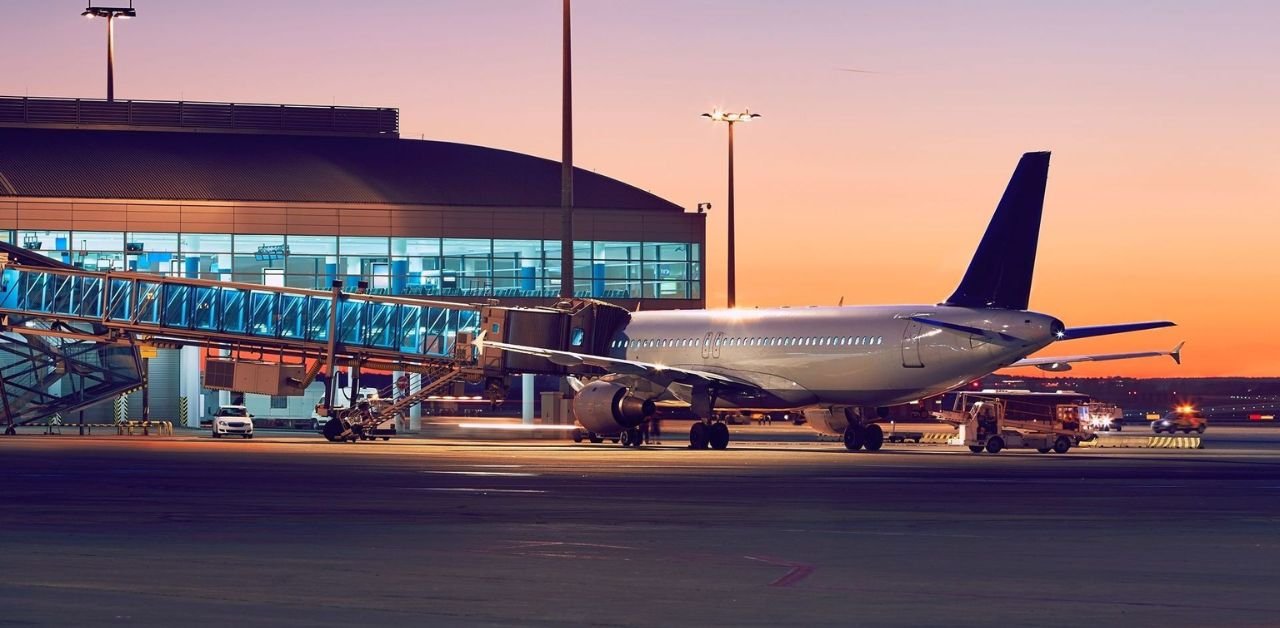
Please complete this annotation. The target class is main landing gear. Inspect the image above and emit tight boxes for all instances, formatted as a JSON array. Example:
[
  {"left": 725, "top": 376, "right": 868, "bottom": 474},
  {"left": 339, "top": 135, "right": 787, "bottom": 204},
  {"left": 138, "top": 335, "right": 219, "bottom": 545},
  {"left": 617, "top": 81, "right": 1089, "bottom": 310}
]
[
  {"left": 842, "top": 423, "right": 884, "bottom": 452},
  {"left": 689, "top": 419, "right": 730, "bottom": 450},
  {"left": 842, "top": 407, "right": 889, "bottom": 452}
]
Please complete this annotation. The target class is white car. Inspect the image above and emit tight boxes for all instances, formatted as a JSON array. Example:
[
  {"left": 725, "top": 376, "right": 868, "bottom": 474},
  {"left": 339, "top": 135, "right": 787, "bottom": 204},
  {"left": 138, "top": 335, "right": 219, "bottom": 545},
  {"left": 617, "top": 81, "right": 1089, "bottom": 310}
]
[{"left": 212, "top": 405, "right": 254, "bottom": 439}]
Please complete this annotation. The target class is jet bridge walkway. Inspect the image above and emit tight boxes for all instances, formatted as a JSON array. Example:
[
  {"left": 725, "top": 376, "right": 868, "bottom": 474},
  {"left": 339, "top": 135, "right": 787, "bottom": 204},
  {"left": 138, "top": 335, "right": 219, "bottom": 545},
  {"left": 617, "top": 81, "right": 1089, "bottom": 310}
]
[{"left": 0, "top": 247, "right": 489, "bottom": 431}]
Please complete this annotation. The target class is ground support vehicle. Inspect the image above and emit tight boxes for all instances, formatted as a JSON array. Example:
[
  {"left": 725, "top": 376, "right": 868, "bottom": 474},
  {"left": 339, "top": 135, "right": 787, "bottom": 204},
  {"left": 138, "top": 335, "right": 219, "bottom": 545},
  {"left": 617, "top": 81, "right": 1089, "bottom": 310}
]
[
  {"left": 934, "top": 393, "right": 1095, "bottom": 454},
  {"left": 321, "top": 403, "right": 397, "bottom": 442}
]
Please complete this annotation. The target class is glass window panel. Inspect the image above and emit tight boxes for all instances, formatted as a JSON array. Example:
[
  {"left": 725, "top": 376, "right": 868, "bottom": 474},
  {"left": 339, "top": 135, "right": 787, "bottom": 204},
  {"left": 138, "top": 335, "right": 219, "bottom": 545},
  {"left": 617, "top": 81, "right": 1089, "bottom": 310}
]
[
  {"left": 181, "top": 233, "right": 232, "bottom": 253},
  {"left": 50, "top": 274, "right": 75, "bottom": 315},
  {"left": 162, "top": 284, "right": 191, "bottom": 328},
  {"left": 398, "top": 304, "right": 422, "bottom": 353},
  {"left": 339, "top": 236, "right": 389, "bottom": 257},
  {"left": 136, "top": 281, "right": 162, "bottom": 324},
  {"left": 126, "top": 232, "right": 178, "bottom": 252},
  {"left": 233, "top": 234, "right": 285, "bottom": 254},
  {"left": 79, "top": 276, "right": 103, "bottom": 318},
  {"left": 286, "top": 235, "right": 337, "bottom": 255},
  {"left": 71, "top": 231, "right": 124, "bottom": 252},
  {"left": 18, "top": 231, "right": 69, "bottom": 253},
  {"left": 366, "top": 301, "right": 396, "bottom": 349},
  {"left": 285, "top": 272, "right": 323, "bottom": 290},
  {"left": 392, "top": 237, "right": 440, "bottom": 257},
  {"left": 220, "top": 287, "right": 247, "bottom": 333},
  {"left": 193, "top": 286, "right": 218, "bottom": 331},
  {"left": 249, "top": 290, "right": 277, "bottom": 337},
  {"left": 442, "top": 238, "right": 490, "bottom": 256},
  {"left": 107, "top": 278, "right": 132, "bottom": 320},
  {"left": 339, "top": 299, "right": 364, "bottom": 344},
  {"left": 279, "top": 294, "right": 306, "bottom": 339},
  {"left": 307, "top": 296, "right": 331, "bottom": 342}
]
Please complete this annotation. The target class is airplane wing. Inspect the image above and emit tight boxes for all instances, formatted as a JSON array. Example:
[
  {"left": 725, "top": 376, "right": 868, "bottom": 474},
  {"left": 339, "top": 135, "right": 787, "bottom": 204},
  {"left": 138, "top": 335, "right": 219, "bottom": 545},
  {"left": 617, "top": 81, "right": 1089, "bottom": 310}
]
[
  {"left": 476, "top": 335, "right": 760, "bottom": 390},
  {"left": 1009, "top": 342, "right": 1184, "bottom": 372}
]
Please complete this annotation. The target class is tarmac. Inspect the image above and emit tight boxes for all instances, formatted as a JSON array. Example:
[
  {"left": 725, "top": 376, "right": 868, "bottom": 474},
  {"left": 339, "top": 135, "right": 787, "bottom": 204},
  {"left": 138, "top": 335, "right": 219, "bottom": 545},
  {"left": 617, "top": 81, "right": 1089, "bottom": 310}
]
[{"left": 2, "top": 422, "right": 1278, "bottom": 626}]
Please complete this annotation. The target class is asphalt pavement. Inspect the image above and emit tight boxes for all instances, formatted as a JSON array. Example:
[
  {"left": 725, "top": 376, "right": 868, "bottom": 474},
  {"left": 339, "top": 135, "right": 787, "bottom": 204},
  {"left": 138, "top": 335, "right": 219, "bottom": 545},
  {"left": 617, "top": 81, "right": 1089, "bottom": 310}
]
[{"left": 2, "top": 426, "right": 1278, "bottom": 626}]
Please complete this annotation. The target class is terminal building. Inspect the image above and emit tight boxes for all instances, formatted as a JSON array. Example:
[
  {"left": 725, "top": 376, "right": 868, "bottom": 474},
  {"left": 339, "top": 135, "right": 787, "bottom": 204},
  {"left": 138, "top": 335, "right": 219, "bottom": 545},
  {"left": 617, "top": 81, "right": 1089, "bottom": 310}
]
[{"left": 0, "top": 96, "right": 705, "bottom": 425}]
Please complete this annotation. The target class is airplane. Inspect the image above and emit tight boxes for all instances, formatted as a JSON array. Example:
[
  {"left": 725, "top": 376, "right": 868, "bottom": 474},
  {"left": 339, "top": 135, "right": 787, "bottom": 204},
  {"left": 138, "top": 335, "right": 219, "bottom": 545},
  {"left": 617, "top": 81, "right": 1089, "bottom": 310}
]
[{"left": 478, "top": 152, "right": 1182, "bottom": 451}]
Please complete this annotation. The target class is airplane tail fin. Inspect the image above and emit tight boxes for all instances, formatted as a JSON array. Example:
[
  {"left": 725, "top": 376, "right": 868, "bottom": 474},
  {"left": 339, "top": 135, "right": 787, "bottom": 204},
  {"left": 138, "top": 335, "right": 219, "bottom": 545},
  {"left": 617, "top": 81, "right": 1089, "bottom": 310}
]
[{"left": 944, "top": 151, "right": 1051, "bottom": 310}]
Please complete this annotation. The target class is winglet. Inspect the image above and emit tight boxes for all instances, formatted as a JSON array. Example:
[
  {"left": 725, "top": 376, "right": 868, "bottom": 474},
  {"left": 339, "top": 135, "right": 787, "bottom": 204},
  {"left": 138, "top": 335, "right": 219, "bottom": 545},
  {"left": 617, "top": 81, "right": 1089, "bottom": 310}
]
[
  {"left": 473, "top": 329, "right": 486, "bottom": 351},
  {"left": 1171, "top": 341, "right": 1185, "bottom": 365}
]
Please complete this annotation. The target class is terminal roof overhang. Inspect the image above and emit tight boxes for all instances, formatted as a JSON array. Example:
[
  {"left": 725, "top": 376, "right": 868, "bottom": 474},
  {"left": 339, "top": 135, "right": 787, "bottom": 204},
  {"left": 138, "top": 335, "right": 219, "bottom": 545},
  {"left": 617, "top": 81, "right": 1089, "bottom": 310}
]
[{"left": 0, "top": 125, "right": 682, "bottom": 211}]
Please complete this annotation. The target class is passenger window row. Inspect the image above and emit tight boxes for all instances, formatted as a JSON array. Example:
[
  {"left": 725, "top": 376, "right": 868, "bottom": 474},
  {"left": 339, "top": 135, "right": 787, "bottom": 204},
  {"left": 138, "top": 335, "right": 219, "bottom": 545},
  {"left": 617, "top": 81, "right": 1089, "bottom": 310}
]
[{"left": 611, "top": 336, "right": 885, "bottom": 349}]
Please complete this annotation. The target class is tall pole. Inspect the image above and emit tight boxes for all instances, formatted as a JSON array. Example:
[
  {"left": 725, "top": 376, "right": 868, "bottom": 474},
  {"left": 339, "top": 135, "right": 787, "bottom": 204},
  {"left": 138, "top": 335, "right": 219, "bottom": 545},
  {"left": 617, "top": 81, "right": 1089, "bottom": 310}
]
[
  {"left": 559, "top": 0, "right": 575, "bottom": 299},
  {"left": 702, "top": 110, "right": 757, "bottom": 308},
  {"left": 726, "top": 120, "right": 735, "bottom": 309},
  {"left": 106, "top": 14, "right": 115, "bottom": 101}
]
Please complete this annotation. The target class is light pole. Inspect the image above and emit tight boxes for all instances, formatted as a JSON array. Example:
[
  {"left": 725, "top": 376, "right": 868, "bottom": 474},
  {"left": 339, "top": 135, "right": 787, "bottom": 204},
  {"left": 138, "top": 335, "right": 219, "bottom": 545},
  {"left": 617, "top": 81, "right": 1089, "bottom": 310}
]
[
  {"left": 701, "top": 109, "right": 759, "bottom": 309},
  {"left": 82, "top": 1, "right": 137, "bottom": 103},
  {"left": 560, "top": 0, "right": 575, "bottom": 299}
]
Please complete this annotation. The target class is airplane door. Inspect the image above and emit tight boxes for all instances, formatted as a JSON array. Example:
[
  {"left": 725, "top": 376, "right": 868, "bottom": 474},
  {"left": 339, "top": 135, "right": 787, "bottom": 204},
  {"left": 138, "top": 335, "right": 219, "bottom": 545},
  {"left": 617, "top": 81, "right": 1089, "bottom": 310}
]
[
  {"left": 701, "top": 332, "right": 714, "bottom": 359},
  {"left": 712, "top": 331, "right": 724, "bottom": 359},
  {"left": 901, "top": 319, "right": 925, "bottom": 368}
]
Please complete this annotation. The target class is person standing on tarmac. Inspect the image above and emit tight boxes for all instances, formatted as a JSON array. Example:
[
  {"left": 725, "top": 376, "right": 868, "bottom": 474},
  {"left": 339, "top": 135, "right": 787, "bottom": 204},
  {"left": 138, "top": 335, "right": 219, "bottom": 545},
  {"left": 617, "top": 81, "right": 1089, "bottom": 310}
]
[
  {"left": 649, "top": 415, "right": 662, "bottom": 444},
  {"left": 639, "top": 415, "right": 651, "bottom": 444}
]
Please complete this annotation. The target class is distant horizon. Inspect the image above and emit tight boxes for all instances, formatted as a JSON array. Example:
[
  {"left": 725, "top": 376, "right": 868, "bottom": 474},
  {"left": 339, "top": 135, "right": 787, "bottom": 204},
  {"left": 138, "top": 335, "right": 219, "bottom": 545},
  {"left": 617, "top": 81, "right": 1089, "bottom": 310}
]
[{"left": 7, "top": 0, "right": 1278, "bottom": 377}]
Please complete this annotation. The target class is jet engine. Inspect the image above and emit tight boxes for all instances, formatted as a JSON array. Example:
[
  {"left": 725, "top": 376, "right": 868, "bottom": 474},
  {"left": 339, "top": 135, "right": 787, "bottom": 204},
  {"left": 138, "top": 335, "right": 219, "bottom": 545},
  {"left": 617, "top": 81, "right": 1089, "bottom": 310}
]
[{"left": 572, "top": 381, "right": 655, "bottom": 435}]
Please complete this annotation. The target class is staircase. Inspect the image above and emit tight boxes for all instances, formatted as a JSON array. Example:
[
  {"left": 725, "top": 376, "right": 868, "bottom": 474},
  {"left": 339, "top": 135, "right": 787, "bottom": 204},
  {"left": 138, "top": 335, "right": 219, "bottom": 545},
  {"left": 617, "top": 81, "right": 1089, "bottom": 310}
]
[
  {"left": 371, "top": 364, "right": 465, "bottom": 422},
  {"left": 0, "top": 324, "right": 144, "bottom": 428}
]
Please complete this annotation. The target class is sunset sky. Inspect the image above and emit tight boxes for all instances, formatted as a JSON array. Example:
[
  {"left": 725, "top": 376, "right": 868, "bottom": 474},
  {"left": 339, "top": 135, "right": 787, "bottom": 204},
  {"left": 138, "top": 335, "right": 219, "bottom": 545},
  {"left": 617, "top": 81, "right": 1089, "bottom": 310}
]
[{"left": 6, "top": 1, "right": 1279, "bottom": 377}]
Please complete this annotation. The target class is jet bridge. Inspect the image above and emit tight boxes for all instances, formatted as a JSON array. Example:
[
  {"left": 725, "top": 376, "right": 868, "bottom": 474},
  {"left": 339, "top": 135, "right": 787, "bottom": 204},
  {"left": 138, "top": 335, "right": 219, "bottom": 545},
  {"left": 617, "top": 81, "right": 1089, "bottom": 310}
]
[
  {"left": 0, "top": 245, "right": 490, "bottom": 431},
  {"left": 0, "top": 241, "right": 630, "bottom": 432}
]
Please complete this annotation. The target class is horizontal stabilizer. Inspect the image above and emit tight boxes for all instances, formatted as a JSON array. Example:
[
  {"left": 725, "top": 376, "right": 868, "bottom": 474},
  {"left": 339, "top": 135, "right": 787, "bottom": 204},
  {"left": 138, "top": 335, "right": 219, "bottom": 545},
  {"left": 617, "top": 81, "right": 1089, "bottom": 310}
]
[
  {"left": 1010, "top": 341, "right": 1186, "bottom": 371},
  {"left": 1058, "top": 321, "right": 1176, "bottom": 340}
]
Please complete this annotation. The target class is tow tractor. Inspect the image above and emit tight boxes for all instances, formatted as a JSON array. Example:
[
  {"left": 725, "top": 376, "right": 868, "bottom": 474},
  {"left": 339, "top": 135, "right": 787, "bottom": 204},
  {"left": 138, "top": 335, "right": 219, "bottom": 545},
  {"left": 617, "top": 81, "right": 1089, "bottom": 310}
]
[{"left": 934, "top": 392, "right": 1096, "bottom": 454}]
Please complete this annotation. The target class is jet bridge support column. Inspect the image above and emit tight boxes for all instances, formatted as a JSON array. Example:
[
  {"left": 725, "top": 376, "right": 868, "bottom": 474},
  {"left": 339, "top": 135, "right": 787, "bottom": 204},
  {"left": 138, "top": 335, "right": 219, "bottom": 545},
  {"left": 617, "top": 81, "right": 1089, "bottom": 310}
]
[
  {"left": 180, "top": 345, "right": 201, "bottom": 428},
  {"left": 522, "top": 373, "right": 534, "bottom": 424}
]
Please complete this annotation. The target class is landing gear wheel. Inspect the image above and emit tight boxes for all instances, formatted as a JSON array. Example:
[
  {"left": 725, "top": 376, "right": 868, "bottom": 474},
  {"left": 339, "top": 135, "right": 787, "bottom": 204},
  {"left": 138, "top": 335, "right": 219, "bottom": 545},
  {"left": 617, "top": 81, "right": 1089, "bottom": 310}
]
[
  {"left": 572, "top": 429, "right": 584, "bottom": 443},
  {"left": 243, "top": 434, "right": 252, "bottom": 439},
  {"left": 708, "top": 422, "right": 730, "bottom": 450},
  {"left": 1037, "top": 448, "right": 1051, "bottom": 454},
  {"left": 985, "top": 436, "right": 1004, "bottom": 454},
  {"left": 1052, "top": 436, "right": 1071, "bottom": 454},
  {"left": 689, "top": 422, "right": 710, "bottom": 449},
  {"left": 842, "top": 425, "right": 865, "bottom": 451},
  {"left": 863, "top": 424, "right": 884, "bottom": 452},
  {"left": 968, "top": 445, "right": 984, "bottom": 454},
  {"left": 589, "top": 434, "right": 604, "bottom": 444},
  {"left": 3, "top": 425, "right": 14, "bottom": 436},
  {"left": 212, "top": 432, "right": 221, "bottom": 439},
  {"left": 620, "top": 428, "right": 639, "bottom": 448}
]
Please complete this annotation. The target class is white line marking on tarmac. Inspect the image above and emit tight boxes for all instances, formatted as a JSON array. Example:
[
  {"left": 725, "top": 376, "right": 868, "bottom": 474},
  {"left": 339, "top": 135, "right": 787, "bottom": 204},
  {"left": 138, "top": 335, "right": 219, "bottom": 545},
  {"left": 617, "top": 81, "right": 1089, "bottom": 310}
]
[
  {"left": 400, "top": 487, "right": 547, "bottom": 494},
  {"left": 423, "top": 471, "right": 538, "bottom": 477}
]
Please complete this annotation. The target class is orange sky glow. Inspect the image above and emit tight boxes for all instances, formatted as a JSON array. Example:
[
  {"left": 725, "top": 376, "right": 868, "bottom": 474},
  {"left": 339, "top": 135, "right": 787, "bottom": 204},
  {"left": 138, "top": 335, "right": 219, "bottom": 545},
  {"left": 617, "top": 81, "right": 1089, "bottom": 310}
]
[{"left": 6, "top": 1, "right": 1279, "bottom": 377}]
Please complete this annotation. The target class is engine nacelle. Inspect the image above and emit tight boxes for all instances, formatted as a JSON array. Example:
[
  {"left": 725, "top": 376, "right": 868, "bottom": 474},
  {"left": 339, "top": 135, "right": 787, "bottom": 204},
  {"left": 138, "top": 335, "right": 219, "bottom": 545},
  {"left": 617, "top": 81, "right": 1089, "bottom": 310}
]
[{"left": 572, "top": 381, "right": 656, "bottom": 435}]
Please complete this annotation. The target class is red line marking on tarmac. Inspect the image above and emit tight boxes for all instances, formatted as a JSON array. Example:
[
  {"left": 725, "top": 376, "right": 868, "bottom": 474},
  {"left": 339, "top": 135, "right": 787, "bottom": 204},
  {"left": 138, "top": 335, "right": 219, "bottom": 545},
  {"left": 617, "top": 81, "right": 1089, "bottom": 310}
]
[{"left": 744, "top": 555, "right": 816, "bottom": 587}]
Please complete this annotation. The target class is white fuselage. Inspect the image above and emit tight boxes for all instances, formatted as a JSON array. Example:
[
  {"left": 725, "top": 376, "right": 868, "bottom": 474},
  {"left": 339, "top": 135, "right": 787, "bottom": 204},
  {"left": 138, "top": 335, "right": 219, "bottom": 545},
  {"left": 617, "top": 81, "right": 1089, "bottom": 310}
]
[{"left": 608, "top": 305, "right": 1059, "bottom": 409}]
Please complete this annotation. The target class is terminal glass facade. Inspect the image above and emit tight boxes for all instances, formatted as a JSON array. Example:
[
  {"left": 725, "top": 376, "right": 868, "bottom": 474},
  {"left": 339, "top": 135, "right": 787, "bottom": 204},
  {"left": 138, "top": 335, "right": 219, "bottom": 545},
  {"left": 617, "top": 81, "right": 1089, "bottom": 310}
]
[{"left": 6, "top": 231, "right": 702, "bottom": 300}]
